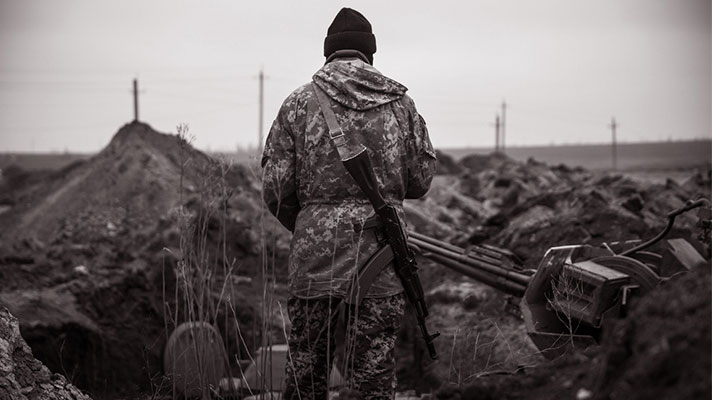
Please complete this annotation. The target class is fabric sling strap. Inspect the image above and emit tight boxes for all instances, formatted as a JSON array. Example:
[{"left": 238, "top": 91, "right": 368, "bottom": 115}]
[
  {"left": 312, "top": 82, "right": 388, "bottom": 298},
  {"left": 312, "top": 83, "right": 366, "bottom": 161},
  {"left": 312, "top": 82, "right": 392, "bottom": 302},
  {"left": 311, "top": 83, "right": 387, "bottom": 211},
  {"left": 311, "top": 82, "right": 440, "bottom": 359}
]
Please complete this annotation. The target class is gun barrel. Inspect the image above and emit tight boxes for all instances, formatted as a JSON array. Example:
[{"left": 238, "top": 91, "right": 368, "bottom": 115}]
[
  {"left": 409, "top": 231, "right": 509, "bottom": 262},
  {"left": 407, "top": 234, "right": 531, "bottom": 295},
  {"left": 425, "top": 252, "right": 527, "bottom": 296}
]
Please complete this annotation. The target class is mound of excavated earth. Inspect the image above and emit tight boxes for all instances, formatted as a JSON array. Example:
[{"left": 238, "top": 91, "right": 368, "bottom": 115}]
[
  {"left": 407, "top": 153, "right": 709, "bottom": 266},
  {"left": 588, "top": 264, "right": 711, "bottom": 400},
  {"left": 442, "top": 264, "right": 710, "bottom": 400},
  {"left": 0, "top": 306, "right": 91, "bottom": 400},
  {"left": 0, "top": 121, "right": 254, "bottom": 244},
  {"left": 0, "top": 122, "right": 290, "bottom": 398}
]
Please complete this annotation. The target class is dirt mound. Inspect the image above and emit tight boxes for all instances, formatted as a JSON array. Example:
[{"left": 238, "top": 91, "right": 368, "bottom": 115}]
[
  {"left": 447, "top": 265, "right": 711, "bottom": 400},
  {"left": 459, "top": 152, "right": 513, "bottom": 174},
  {"left": 0, "top": 122, "right": 288, "bottom": 398},
  {"left": 0, "top": 121, "right": 253, "bottom": 244},
  {"left": 0, "top": 306, "right": 92, "bottom": 400},
  {"left": 407, "top": 153, "right": 709, "bottom": 267},
  {"left": 588, "top": 265, "right": 711, "bottom": 400},
  {"left": 435, "top": 150, "right": 462, "bottom": 175}
]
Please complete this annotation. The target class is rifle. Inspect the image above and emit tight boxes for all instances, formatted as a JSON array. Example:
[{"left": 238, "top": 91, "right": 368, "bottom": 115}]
[
  {"left": 312, "top": 82, "right": 439, "bottom": 359},
  {"left": 343, "top": 155, "right": 440, "bottom": 360}
]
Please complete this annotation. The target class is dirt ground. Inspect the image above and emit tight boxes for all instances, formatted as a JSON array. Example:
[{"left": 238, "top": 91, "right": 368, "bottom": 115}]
[
  {"left": 443, "top": 264, "right": 711, "bottom": 400},
  {"left": 0, "top": 122, "right": 709, "bottom": 399}
]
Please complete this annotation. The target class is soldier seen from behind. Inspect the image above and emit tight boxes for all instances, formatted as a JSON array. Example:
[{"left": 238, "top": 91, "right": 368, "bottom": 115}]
[{"left": 262, "top": 7, "right": 436, "bottom": 400}]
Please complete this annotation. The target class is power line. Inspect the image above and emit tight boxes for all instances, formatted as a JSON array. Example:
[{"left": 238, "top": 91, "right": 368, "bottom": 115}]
[
  {"left": 147, "top": 92, "right": 252, "bottom": 106},
  {"left": 146, "top": 76, "right": 253, "bottom": 83}
]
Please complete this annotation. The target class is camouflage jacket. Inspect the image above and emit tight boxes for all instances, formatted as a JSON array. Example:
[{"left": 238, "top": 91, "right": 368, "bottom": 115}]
[{"left": 262, "top": 57, "right": 436, "bottom": 299}]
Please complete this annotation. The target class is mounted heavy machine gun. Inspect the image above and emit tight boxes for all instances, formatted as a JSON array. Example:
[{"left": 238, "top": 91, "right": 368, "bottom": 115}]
[{"left": 408, "top": 198, "right": 711, "bottom": 358}]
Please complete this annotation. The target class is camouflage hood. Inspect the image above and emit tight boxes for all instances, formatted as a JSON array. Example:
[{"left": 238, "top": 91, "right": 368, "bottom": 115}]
[{"left": 312, "top": 59, "right": 407, "bottom": 111}]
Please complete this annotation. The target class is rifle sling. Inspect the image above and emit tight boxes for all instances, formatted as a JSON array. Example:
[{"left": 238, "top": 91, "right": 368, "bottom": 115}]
[
  {"left": 312, "top": 83, "right": 343, "bottom": 140},
  {"left": 312, "top": 82, "right": 393, "bottom": 302},
  {"left": 312, "top": 83, "right": 366, "bottom": 161}
]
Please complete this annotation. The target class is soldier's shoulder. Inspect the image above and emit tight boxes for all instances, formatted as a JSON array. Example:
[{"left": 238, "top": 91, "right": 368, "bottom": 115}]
[
  {"left": 389, "top": 93, "right": 420, "bottom": 122},
  {"left": 397, "top": 93, "right": 417, "bottom": 109},
  {"left": 386, "top": 92, "right": 416, "bottom": 113},
  {"left": 283, "top": 82, "right": 315, "bottom": 105}
]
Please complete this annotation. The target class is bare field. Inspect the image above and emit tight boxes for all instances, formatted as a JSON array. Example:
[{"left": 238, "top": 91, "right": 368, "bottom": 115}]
[
  {"left": 2, "top": 139, "right": 710, "bottom": 173},
  {"left": 441, "top": 139, "right": 711, "bottom": 171},
  {"left": 0, "top": 152, "right": 91, "bottom": 171}
]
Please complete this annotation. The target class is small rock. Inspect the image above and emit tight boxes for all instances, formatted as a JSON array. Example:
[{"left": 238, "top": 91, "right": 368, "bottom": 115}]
[
  {"left": 576, "top": 388, "right": 593, "bottom": 400},
  {"left": 622, "top": 195, "right": 644, "bottom": 214},
  {"left": 74, "top": 265, "right": 89, "bottom": 275},
  {"left": 395, "top": 389, "right": 419, "bottom": 400},
  {"left": 231, "top": 275, "right": 253, "bottom": 284}
]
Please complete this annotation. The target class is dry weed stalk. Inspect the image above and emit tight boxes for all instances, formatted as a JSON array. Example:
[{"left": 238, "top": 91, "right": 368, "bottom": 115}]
[
  {"left": 161, "top": 124, "right": 248, "bottom": 399},
  {"left": 546, "top": 267, "right": 588, "bottom": 348},
  {"left": 254, "top": 155, "right": 287, "bottom": 395},
  {"left": 444, "top": 315, "right": 542, "bottom": 387}
]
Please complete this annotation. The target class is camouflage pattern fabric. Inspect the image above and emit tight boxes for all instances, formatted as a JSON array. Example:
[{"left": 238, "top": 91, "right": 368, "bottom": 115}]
[
  {"left": 283, "top": 296, "right": 340, "bottom": 400},
  {"left": 262, "top": 57, "right": 436, "bottom": 299},
  {"left": 340, "top": 294, "right": 406, "bottom": 399},
  {"left": 283, "top": 294, "right": 406, "bottom": 400}
]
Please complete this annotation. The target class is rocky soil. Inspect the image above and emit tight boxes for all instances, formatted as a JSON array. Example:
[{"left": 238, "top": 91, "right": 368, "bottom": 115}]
[
  {"left": 1, "top": 306, "right": 91, "bottom": 400},
  {"left": 438, "top": 262, "right": 711, "bottom": 400},
  {"left": 0, "top": 122, "right": 709, "bottom": 399}
]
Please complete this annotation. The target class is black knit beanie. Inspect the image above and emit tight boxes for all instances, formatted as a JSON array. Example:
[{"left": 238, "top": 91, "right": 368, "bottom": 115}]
[{"left": 324, "top": 8, "right": 376, "bottom": 64}]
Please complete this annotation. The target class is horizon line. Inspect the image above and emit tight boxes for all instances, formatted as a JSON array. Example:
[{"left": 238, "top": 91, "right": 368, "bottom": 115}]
[{"left": 2, "top": 136, "right": 710, "bottom": 155}]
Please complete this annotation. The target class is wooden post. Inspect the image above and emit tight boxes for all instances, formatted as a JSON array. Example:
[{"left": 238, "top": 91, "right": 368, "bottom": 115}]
[
  {"left": 501, "top": 100, "right": 507, "bottom": 154},
  {"left": 495, "top": 114, "right": 500, "bottom": 153},
  {"left": 258, "top": 69, "right": 264, "bottom": 153},
  {"left": 610, "top": 117, "right": 618, "bottom": 170},
  {"left": 133, "top": 78, "right": 139, "bottom": 122}
]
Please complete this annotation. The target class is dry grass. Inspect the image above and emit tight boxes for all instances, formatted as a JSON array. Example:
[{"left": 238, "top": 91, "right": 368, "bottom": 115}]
[{"left": 161, "top": 124, "right": 257, "bottom": 399}]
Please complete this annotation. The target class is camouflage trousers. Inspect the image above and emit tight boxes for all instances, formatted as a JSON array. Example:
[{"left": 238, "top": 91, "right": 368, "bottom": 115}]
[{"left": 283, "top": 294, "right": 405, "bottom": 400}]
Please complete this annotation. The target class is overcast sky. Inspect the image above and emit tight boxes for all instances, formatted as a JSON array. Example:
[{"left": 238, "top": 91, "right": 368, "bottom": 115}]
[{"left": 0, "top": 0, "right": 709, "bottom": 153}]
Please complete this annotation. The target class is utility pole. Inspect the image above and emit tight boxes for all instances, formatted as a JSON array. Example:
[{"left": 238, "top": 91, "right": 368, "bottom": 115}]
[
  {"left": 258, "top": 68, "right": 264, "bottom": 154},
  {"left": 494, "top": 114, "right": 501, "bottom": 153},
  {"left": 501, "top": 100, "right": 507, "bottom": 153},
  {"left": 609, "top": 117, "right": 618, "bottom": 170},
  {"left": 133, "top": 78, "right": 139, "bottom": 122}
]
